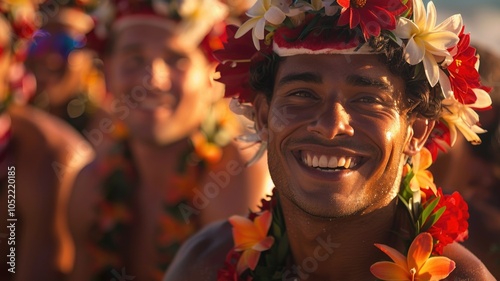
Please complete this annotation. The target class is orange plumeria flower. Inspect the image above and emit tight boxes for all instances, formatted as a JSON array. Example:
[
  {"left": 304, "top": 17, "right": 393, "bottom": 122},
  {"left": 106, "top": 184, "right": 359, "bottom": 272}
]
[
  {"left": 410, "top": 148, "right": 437, "bottom": 195},
  {"left": 371, "top": 232, "right": 455, "bottom": 281},
  {"left": 228, "top": 210, "right": 275, "bottom": 274}
]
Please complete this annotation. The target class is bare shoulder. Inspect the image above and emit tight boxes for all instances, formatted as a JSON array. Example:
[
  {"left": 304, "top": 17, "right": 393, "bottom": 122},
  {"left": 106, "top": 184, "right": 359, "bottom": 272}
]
[
  {"left": 444, "top": 242, "right": 496, "bottom": 280},
  {"left": 164, "top": 220, "right": 233, "bottom": 281},
  {"left": 67, "top": 158, "right": 101, "bottom": 235}
]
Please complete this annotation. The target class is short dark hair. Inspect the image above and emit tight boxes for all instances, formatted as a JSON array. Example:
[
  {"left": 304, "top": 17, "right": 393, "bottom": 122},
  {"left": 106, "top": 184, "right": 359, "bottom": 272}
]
[{"left": 249, "top": 36, "right": 443, "bottom": 120}]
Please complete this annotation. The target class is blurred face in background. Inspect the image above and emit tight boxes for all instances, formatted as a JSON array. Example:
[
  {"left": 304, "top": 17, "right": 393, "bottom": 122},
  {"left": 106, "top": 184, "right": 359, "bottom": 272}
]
[
  {"left": 25, "top": 28, "right": 93, "bottom": 108},
  {"left": 107, "top": 19, "right": 217, "bottom": 145}
]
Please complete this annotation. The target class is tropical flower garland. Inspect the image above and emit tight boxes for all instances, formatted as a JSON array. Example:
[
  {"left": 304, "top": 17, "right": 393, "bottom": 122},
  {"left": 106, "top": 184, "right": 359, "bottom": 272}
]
[
  {"left": 218, "top": 148, "right": 469, "bottom": 280},
  {"left": 88, "top": 100, "right": 240, "bottom": 280}
]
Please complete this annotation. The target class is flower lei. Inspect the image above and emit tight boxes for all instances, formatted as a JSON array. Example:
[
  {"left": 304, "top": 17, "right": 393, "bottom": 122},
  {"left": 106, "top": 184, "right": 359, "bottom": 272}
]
[
  {"left": 218, "top": 148, "right": 469, "bottom": 280},
  {"left": 88, "top": 100, "right": 240, "bottom": 280}
]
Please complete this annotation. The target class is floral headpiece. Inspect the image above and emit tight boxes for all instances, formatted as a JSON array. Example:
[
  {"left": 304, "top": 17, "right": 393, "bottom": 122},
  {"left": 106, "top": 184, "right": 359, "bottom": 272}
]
[
  {"left": 28, "top": 0, "right": 97, "bottom": 61},
  {"left": 0, "top": 0, "right": 41, "bottom": 63},
  {"left": 88, "top": 0, "right": 235, "bottom": 61},
  {"left": 215, "top": 0, "right": 493, "bottom": 159},
  {"left": 1, "top": 0, "right": 44, "bottom": 111}
]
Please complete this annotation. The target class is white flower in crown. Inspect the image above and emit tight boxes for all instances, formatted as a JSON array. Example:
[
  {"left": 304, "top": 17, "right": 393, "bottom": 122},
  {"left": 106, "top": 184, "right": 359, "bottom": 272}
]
[
  {"left": 293, "top": 0, "right": 337, "bottom": 15},
  {"left": 440, "top": 87, "right": 491, "bottom": 146},
  {"left": 235, "top": 0, "right": 290, "bottom": 50},
  {"left": 394, "top": 0, "right": 462, "bottom": 87},
  {"left": 174, "top": 0, "right": 228, "bottom": 44}
]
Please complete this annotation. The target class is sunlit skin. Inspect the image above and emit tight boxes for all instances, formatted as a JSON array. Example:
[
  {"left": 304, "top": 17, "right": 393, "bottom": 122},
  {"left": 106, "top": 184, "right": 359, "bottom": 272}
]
[
  {"left": 257, "top": 54, "right": 414, "bottom": 218},
  {"left": 107, "top": 22, "right": 216, "bottom": 146}
]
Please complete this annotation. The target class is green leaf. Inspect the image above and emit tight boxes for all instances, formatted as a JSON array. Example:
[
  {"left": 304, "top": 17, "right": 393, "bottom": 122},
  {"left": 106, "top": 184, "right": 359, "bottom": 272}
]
[
  {"left": 419, "top": 197, "right": 440, "bottom": 227},
  {"left": 421, "top": 206, "right": 446, "bottom": 232}
]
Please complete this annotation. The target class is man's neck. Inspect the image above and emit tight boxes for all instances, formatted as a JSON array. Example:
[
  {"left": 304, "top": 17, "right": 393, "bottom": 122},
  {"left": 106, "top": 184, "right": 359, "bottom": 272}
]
[
  {"left": 128, "top": 137, "right": 192, "bottom": 187},
  {"left": 280, "top": 193, "right": 401, "bottom": 280}
]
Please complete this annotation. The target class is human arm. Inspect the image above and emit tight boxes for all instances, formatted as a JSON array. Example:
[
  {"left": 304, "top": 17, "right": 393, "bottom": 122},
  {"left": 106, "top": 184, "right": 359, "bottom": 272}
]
[{"left": 164, "top": 220, "right": 233, "bottom": 281}]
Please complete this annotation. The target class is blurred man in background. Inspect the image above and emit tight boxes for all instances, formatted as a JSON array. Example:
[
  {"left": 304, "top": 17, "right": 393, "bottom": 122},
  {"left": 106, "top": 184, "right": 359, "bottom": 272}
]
[{"left": 67, "top": 0, "right": 272, "bottom": 280}]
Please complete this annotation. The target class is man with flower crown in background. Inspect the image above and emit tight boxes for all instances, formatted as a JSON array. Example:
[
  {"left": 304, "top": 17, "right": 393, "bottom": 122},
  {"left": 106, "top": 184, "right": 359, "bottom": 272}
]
[
  {"left": 0, "top": 0, "right": 94, "bottom": 280},
  {"left": 164, "top": 0, "right": 496, "bottom": 280},
  {"left": 67, "top": 0, "right": 273, "bottom": 280},
  {"left": 25, "top": 0, "right": 108, "bottom": 138}
]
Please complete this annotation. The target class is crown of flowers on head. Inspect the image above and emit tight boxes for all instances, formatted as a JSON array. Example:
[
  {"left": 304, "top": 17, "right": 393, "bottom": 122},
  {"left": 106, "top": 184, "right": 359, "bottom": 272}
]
[
  {"left": 88, "top": 0, "right": 233, "bottom": 60},
  {"left": 1, "top": 0, "right": 44, "bottom": 111},
  {"left": 215, "top": 0, "right": 493, "bottom": 159},
  {"left": 38, "top": 0, "right": 97, "bottom": 36},
  {"left": 0, "top": 0, "right": 44, "bottom": 62}
]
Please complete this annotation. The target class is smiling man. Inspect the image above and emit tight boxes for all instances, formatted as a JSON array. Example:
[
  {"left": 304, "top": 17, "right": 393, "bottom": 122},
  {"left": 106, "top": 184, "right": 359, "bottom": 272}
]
[{"left": 164, "top": 0, "right": 496, "bottom": 280}]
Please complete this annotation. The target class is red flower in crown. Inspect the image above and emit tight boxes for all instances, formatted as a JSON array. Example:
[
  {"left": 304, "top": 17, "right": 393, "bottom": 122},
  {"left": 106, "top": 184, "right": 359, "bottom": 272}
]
[
  {"left": 337, "top": 0, "right": 408, "bottom": 39},
  {"left": 447, "top": 27, "right": 492, "bottom": 105},
  {"left": 422, "top": 188, "right": 469, "bottom": 255},
  {"left": 214, "top": 25, "right": 270, "bottom": 103},
  {"left": 425, "top": 121, "right": 452, "bottom": 161}
]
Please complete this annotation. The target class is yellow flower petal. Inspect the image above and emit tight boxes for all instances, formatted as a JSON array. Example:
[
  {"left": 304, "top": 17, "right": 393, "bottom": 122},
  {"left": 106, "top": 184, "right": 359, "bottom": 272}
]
[
  {"left": 374, "top": 243, "right": 408, "bottom": 269},
  {"left": 370, "top": 261, "right": 411, "bottom": 280},
  {"left": 254, "top": 210, "right": 272, "bottom": 237},
  {"left": 407, "top": 232, "right": 433, "bottom": 271},
  {"left": 418, "top": 256, "right": 456, "bottom": 280}
]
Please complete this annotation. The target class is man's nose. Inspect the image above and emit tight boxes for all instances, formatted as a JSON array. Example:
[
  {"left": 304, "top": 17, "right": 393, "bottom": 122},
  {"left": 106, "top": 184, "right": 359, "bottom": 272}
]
[
  {"left": 307, "top": 102, "right": 354, "bottom": 139},
  {"left": 149, "top": 58, "right": 171, "bottom": 92}
]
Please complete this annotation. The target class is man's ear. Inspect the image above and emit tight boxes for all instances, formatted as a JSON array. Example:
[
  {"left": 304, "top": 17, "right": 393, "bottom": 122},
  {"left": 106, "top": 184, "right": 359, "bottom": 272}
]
[
  {"left": 404, "top": 117, "right": 436, "bottom": 156},
  {"left": 253, "top": 94, "right": 270, "bottom": 142}
]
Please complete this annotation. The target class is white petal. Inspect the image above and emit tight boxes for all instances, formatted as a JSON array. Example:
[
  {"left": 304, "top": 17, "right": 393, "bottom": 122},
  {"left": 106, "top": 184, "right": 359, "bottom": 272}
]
[
  {"left": 413, "top": 0, "right": 427, "bottom": 28},
  {"left": 394, "top": 18, "right": 419, "bottom": 39},
  {"left": 405, "top": 37, "right": 425, "bottom": 65},
  {"left": 235, "top": 17, "right": 260, "bottom": 38},
  {"left": 247, "top": 0, "right": 268, "bottom": 17},
  {"left": 438, "top": 69, "right": 453, "bottom": 99},
  {"left": 423, "top": 52, "right": 439, "bottom": 86},
  {"left": 434, "top": 14, "right": 463, "bottom": 35},
  {"left": 252, "top": 29, "right": 261, "bottom": 50},
  {"left": 254, "top": 17, "right": 266, "bottom": 39},
  {"left": 425, "top": 1, "right": 437, "bottom": 30},
  {"left": 422, "top": 31, "right": 459, "bottom": 52},
  {"left": 264, "top": 6, "right": 286, "bottom": 25},
  {"left": 471, "top": 88, "right": 492, "bottom": 108}
]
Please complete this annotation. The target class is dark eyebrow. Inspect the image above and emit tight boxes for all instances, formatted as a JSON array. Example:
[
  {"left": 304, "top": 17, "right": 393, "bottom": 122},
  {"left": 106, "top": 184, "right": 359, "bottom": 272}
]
[
  {"left": 277, "top": 72, "right": 323, "bottom": 88},
  {"left": 346, "top": 74, "right": 393, "bottom": 91}
]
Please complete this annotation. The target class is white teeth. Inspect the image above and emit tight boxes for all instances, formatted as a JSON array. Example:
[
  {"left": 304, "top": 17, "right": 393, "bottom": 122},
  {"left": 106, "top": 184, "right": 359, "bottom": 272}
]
[
  {"left": 319, "top": 155, "right": 328, "bottom": 167},
  {"left": 302, "top": 152, "right": 358, "bottom": 170},
  {"left": 327, "top": 156, "right": 338, "bottom": 168},
  {"left": 312, "top": 156, "right": 319, "bottom": 167},
  {"left": 337, "top": 157, "right": 346, "bottom": 167},
  {"left": 344, "top": 157, "right": 351, "bottom": 169}
]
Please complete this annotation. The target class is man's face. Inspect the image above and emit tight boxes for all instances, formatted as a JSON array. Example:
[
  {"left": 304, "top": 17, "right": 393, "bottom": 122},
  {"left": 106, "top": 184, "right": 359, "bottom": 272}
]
[
  {"left": 262, "top": 54, "right": 413, "bottom": 218},
  {"left": 108, "top": 22, "right": 214, "bottom": 145}
]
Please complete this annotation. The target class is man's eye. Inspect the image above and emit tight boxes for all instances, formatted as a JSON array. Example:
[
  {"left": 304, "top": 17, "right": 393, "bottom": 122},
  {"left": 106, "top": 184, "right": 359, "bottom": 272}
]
[
  {"left": 123, "top": 55, "right": 144, "bottom": 70},
  {"left": 290, "top": 91, "right": 315, "bottom": 98},
  {"left": 357, "top": 96, "right": 382, "bottom": 103}
]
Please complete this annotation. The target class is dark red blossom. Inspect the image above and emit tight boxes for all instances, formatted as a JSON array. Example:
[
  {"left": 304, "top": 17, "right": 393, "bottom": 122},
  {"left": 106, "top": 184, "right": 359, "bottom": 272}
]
[
  {"left": 213, "top": 25, "right": 269, "bottom": 103},
  {"left": 425, "top": 121, "right": 452, "bottom": 161},
  {"left": 337, "top": 0, "right": 408, "bottom": 39},
  {"left": 447, "top": 27, "right": 492, "bottom": 105},
  {"left": 422, "top": 188, "right": 469, "bottom": 255}
]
